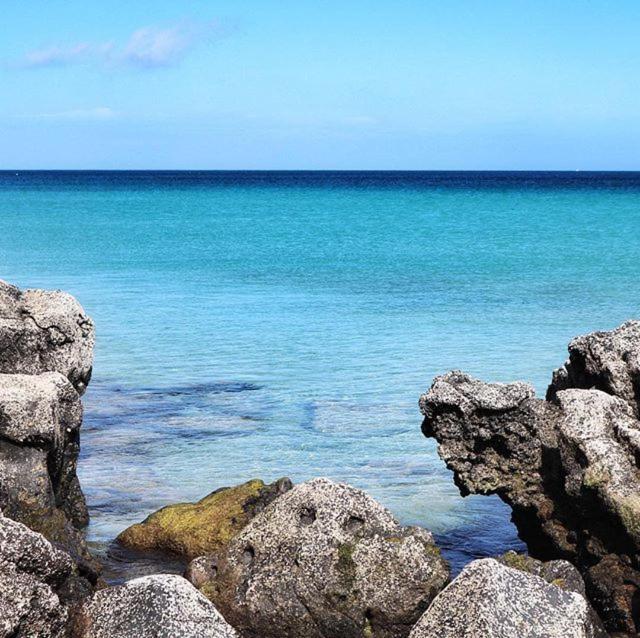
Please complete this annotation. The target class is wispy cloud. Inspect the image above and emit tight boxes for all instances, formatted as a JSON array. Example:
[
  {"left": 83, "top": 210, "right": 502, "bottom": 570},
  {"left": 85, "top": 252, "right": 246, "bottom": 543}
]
[
  {"left": 29, "top": 107, "right": 118, "bottom": 120},
  {"left": 19, "top": 20, "right": 229, "bottom": 70}
]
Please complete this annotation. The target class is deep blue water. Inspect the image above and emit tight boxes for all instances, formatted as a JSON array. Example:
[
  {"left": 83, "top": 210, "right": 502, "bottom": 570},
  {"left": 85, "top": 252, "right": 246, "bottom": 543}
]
[{"left": 1, "top": 170, "right": 639, "bottom": 574}]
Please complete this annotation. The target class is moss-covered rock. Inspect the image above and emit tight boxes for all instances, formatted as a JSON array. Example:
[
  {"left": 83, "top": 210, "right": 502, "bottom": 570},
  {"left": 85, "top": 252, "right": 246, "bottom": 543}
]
[{"left": 116, "top": 477, "right": 292, "bottom": 559}]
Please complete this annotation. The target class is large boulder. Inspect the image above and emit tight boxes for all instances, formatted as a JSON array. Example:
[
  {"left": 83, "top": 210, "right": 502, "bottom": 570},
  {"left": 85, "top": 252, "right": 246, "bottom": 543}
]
[
  {"left": 420, "top": 321, "right": 640, "bottom": 634},
  {"left": 71, "top": 574, "right": 238, "bottom": 638},
  {"left": 0, "top": 512, "right": 83, "bottom": 638},
  {"left": 117, "top": 478, "right": 292, "bottom": 559},
  {"left": 409, "top": 558, "right": 607, "bottom": 638},
  {"left": 0, "top": 280, "right": 94, "bottom": 395},
  {"left": 0, "top": 372, "right": 98, "bottom": 580},
  {"left": 187, "top": 477, "right": 449, "bottom": 638}
]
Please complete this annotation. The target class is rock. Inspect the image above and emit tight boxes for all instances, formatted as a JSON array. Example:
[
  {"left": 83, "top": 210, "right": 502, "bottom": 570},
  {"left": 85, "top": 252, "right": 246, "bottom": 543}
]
[
  {"left": 0, "top": 372, "right": 98, "bottom": 580},
  {"left": 0, "top": 512, "right": 82, "bottom": 638},
  {"left": 188, "top": 477, "right": 449, "bottom": 638},
  {"left": 409, "top": 558, "right": 607, "bottom": 638},
  {"left": 71, "top": 574, "right": 238, "bottom": 638},
  {"left": 0, "top": 372, "right": 87, "bottom": 526},
  {"left": 548, "top": 320, "right": 640, "bottom": 415},
  {"left": 0, "top": 562, "right": 68, "bottom": 638},
  {"left": 420, "top": 321, "right": 640, "bottom": 634},
  {"left": 117, "top": 478, "right": 292, "bottom": 560},
  {"left": 497, "top": 551, "right": 586, "bottom": 596},
  {"left": 0, "top": 280, "right": 94, "bottom": 395},
  {"left": 0, "top": 511, "right": 73, "bottom": 587}
]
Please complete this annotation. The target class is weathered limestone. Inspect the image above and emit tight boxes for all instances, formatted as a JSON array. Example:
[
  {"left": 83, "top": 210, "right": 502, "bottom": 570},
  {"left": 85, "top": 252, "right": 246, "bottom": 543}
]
[
  {"left": 71, "top": 574, "right": 238, "bottom": 638},
  {"left": 420, "top": 321, "right": 640, "bottom": 634},
  {"left": 188, "top": 477, "right": 449, "bottom": 638},
  {"left": 548, "top": 320, "right": 640, "bottom": 415},
  {"left": 0, "top": 280, "right": 94, "bottom": 395},
  {"left": 0, "top": 512, "right": 78, "bottom": 638},
  {"left": 0, "top": 281, "right": 99, "bottom": 591},
  {"left": 409, "top": 559, "right": 607, "bottom": 638},
  {"left": 117, "top": 478, "right": 292, "bottom": 559}
]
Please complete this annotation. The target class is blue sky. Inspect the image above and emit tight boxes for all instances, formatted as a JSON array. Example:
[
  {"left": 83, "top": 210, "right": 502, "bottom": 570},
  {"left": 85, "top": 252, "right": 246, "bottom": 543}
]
[{"left": 2, "top": 1, "right": 639, "bottom": 169}]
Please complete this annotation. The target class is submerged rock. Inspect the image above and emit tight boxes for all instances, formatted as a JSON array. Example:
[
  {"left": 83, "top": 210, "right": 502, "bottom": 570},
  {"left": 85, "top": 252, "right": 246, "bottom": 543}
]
[
  {"left": 420, "top": 321, "right": 640, "bottom": 634},
  {"left": 409, "top": 558, "right": 607, "bottom": 638},
  {"left": 188, "top": 477, "right": 449, "bottom": 638},
  {"left": 117, "top": 478, "right": 292, "bottom": 560},
  {"left": 71, "top": 574, "right": 238, "bottom": 638},
  {"left": 0, "top": 280, "right": 94, "bottom": 395}
]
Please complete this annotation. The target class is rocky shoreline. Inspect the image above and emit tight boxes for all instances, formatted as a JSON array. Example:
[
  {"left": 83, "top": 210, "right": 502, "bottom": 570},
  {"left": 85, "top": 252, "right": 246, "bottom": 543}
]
[{"left": 0, "top": 278, "right": 636, "bottom": 636}]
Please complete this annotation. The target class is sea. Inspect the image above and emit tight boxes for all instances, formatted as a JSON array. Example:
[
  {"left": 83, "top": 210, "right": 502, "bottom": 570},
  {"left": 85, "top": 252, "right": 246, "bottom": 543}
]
[{"left": 1, "top": 170, "right": 639, "bottom": 578}]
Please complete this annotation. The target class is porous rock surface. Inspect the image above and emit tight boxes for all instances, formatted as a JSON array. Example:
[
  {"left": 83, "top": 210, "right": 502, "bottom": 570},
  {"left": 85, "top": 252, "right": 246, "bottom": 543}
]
[
  {"left": 0, "top": 371, "right": 98, "bottom": 579},
  {"left": 0, "top": 280, "right": 94, "bottom": 395},
  {"left": 408, "top": 558, "right": 607, "bottom": 638},
  {"left": 71, "top": 574, "right": 238, "bottom": 638},
  {"left": 420, "top": 320, "right": 640, "bottom": 634},
  {"left": 0, "top": 511, "right": 76, "bottom": 638},
  {"left": 117, "top": 478, "right": 292, "bottom": 559},
  {"left": 188, "top": 477, "right": 449, "bottom": 638}
]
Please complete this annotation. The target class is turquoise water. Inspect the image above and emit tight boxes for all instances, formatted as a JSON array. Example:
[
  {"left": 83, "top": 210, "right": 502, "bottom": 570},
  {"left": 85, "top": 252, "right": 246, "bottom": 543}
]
[{"left": 1, "top": 171, "right": 639, "bottom": 573}]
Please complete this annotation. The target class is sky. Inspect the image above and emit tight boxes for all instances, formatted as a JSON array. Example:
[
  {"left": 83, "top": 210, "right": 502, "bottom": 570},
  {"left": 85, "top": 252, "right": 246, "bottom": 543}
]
[{"left": 1, "top": 1, "right": 639, "bottom": 169}]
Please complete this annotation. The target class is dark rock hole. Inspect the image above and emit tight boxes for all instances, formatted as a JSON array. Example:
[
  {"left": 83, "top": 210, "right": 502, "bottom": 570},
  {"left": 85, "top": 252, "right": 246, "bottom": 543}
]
[
  {"left": 299, "top": 506, "right": 317, "bottom": 526},
  {"left": 346, "top": 516, "right": 365, "bottom": 533},
  {"left": 242, "top": 545, "right": 255, "bottom": 566}
]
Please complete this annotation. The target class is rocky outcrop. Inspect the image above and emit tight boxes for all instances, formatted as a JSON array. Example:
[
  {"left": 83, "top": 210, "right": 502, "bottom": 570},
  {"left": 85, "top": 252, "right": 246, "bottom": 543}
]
[
  {"left": 409, "top": 558, "right": 607, "bottom": 638},
  {"left": 0, "top": 372, "right": 98, "bottom": 581},
  {"left": 0, "top": 281, "right": 99, "bottom": 590},
  {"left": 548, "top": 320, "right": 640, "bottom": 415},
  {"left": 117, "top": 478, "right": 292, "bottom": 560},
  {"left": 71, "top": 574, "right": 238, "bottom": 638},
  {"left": 420, "top": 321, "right": 640, "bottom": 634},
  {"left": 0, "top": 280, "right": 94, "bottom": 395},
  {"left": 187, "top": 477, "right": 449, "bottom": 638},
  {"left": 0, "top": 512, "right": 83, "bottom": 637}
]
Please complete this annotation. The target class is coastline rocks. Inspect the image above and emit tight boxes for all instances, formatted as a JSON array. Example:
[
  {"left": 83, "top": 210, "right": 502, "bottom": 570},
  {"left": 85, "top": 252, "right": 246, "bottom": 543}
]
[
  {"left": 0, "top": 372, "right": 98, "bottom": 580},
  {"left": 0, "top": 512, "right": 77, "bottom": 638},
  {"left": 71, "top": 574, "right": 238, "bottom": 638},
  {"left": 548, "top": 320, "right": 640, "bottom": 415},
  {"left": 409, "top": 558, "right": 607, "bottom": 638},
  {"left": 0, "top": 280, "right": 95, "bottom": 395},
  {"left": 188, "top": 477, "right": 449, "bottom": 638},
  {"left": 117, "top": 478, "right": 292, "bottom": 560},
  {"left": 420, "top": 321, "right": 640, "bottom": 634}
]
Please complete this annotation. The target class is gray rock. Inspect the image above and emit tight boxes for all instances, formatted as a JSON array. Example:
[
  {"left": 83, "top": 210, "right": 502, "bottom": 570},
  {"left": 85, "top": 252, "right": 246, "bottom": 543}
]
[
  {"left": 0, "top": 512, "right": 78, "bottom": 638},
  {"left": 0, "top": 511, "right": 73, "bottom": 586},
  {"left": 0, "top": 562, "right": 68, "bottom": 638},
  {"left": 496, "top": 551, "right": 586, "bottom": 596},
  {"left": 188, "top": 477, "right": 449, "bottom": 638},
  {"left": 548, "top": 320, "right": 640, "bottom": 415},
  {"left": 0, "top": 280, "right": 94, "bottom": 395},
  {"left": 72, "top": 574, "right": 238, "bottom": 638},
  {"left": 420, "top": 322, "right": 640, "bottom": 634},
  {"left": 0, "top": 372, "right": 96, "bottom": 578},
  {"left": 409, "top": 558, "right": 607, "bottom": 638}
]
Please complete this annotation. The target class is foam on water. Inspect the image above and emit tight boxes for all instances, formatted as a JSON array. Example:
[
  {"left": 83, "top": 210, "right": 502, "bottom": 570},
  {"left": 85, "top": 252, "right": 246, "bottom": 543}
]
[{"left": 2, "top": 170, "right": 639, "bottom": 574}]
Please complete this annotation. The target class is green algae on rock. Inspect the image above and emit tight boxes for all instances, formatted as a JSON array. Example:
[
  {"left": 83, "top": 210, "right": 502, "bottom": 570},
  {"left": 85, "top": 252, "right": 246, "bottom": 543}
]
[{"left": 116, "top": 477, "right": 292, "bottom": 559}]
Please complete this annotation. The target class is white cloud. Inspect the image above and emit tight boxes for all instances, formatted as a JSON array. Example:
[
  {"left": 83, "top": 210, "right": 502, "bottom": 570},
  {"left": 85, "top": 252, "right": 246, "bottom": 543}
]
[
  {"left": 23, "top": 43, "right": 93, "bottom": 68},
  {"left": 121, "top": 25, "right": 192, "bottom": 68},
  {"left": 19, "top": 20, "right": 227, "bottom": 70}
]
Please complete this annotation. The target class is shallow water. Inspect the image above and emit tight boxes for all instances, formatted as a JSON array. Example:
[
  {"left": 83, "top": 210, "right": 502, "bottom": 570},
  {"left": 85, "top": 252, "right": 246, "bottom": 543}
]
[{"left": 1, "top": 171, "right": 639, "bottom": 575}]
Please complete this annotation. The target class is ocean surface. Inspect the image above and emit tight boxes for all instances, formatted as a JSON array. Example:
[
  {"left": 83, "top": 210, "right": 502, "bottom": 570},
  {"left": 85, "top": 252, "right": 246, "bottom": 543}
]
[{"left": 1, "top": 170, "right": 639, "bottom": 578}]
